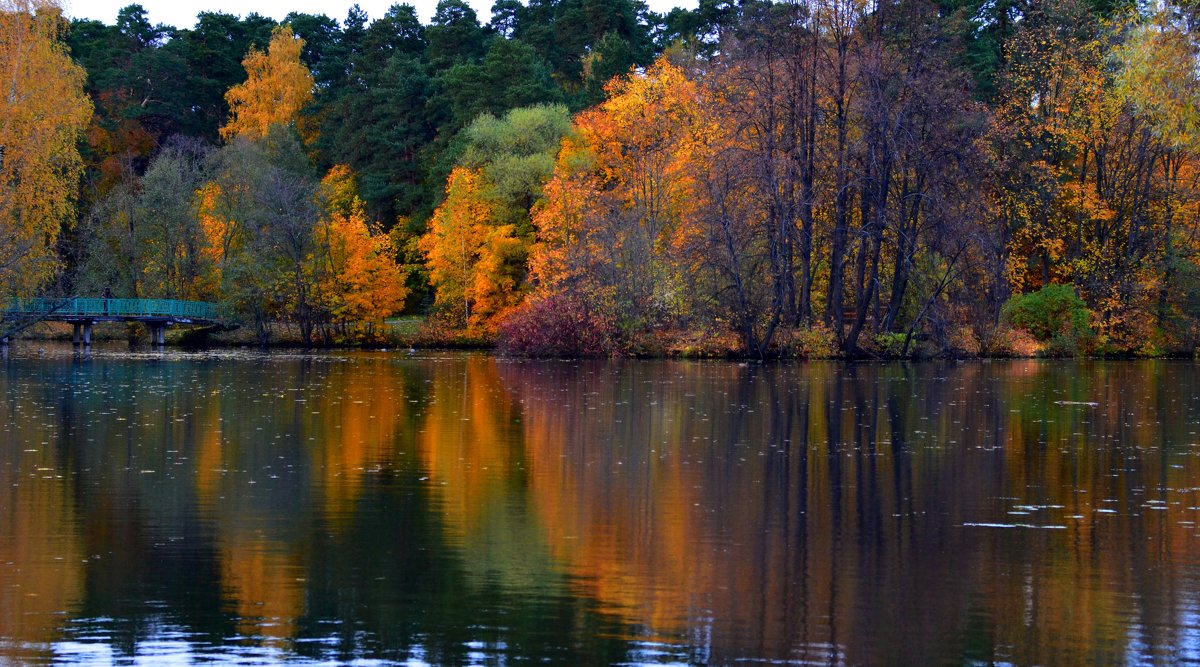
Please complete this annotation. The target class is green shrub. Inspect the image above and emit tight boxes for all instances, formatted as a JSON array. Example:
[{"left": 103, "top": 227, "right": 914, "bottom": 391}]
[
  {"left": 1002, "top": 284, "right": 1095, "bottom": 354},
  {"left": 873, "top": 332, "right": 910, "bottom": 358}
]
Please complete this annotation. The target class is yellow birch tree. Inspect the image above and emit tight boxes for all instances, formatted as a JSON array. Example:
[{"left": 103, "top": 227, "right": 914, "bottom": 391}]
[
  {"left": 220, "top": 25, "right": 314, "bottom": 141},
  {"left": 0, "top": 0, "right": 91, "bottom": 295},
  {"left": 420, "top": 167, "right": 493, "bottom": 327}
]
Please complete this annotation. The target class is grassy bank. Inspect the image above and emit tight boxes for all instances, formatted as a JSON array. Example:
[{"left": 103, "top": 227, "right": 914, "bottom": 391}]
[
  {"left": 11, "top": 317, "right": 1195, "bottom": 360},
  {"left": 9, "top": 318, "right": 492, "bottom": 351}
]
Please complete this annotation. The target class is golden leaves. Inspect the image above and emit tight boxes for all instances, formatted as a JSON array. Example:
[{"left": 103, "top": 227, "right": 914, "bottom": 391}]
[
  {"left": 1114, "top": 16, "right": 1200, "bottom": 151},
  {"left": 419, "top": 167, "right": 496, "bottom": 328},
  {"left": 220, "top": 25, "right": 314, "bottom": 142},
  {"left": 314, "top": 166, "right": 408, "bottom": 330},
  {"left": 0, "top": 0, "right": 92, "bottom": 295},
  {"left": 529, "top": 58, "right": 709, "bottom": 322}
]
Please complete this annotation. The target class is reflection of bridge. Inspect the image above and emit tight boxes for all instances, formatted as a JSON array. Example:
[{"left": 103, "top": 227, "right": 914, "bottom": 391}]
[{"left": 2, "top": 298, "right": 221, "bottom": 346}]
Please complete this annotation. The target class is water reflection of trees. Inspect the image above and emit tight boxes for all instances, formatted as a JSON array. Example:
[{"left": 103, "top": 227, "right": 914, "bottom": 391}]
[
  {"left": 2, "top": 354, "right": 1200, "bottom": 663},
  {"left": 496, "top": 359, "right": 1200, "bottom": 665},
  {"left": 0, "top": 368, "right": 85, "bottom": 663}
]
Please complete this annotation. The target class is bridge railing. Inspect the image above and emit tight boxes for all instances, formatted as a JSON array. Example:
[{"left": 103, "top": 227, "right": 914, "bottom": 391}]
[{"left": 5, "top": 298, "right": 220, "bottom": 322}]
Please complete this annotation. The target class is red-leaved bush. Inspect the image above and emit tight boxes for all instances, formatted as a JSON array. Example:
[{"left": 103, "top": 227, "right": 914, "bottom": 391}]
[{"left": 496, "top": 293, "right": 621, "bottom": 357}]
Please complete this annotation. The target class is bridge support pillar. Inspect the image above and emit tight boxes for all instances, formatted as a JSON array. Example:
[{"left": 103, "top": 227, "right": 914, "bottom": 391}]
[
  {"left": 82, "top": 322, "right": 92, "bottom": 347},
  {"left": 72, "top": 323, "right": 81, "bottom": 347},
  {"left": 150, "top": 323, "right": 166, "bottom": 347}
]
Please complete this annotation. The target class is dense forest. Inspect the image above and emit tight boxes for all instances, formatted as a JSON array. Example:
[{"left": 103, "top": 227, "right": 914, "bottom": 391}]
[{"left": 3, "top": 0, "right": 1200, "bottom": 356}]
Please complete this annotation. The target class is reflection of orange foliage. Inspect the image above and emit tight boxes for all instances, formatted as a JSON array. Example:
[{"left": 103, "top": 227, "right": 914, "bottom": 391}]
[
  {"left": 188, "top": 359, "right": 419, "bottom": 647},
  {"left": 313, "top": 367, "right": 410, "bottom": 525},
  {"left": 504, "top": 362, "right": 799, "bottom": 637},
  {"left": 0, "top": 449, "right": 84, "bottom": 661},
  {"left": 219, "top": 537, "right": 305, "bottom": 643},
  {"left": 194, "top": 396, "right": 225, "bottom": 507},
  {"left": 491, "top": 360, "right": 1200, "bottom": 663},
  {"left": 417, "top": 358, "right": 524, "bottom": 540},
  {"left": 8, "top": 353, "right": 1200, "bottom": 664},
  {"left": 523, "top": 432, "right": 708, "bottom": 627}
]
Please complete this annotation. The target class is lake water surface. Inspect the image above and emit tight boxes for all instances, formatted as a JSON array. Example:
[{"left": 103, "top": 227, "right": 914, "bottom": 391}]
[{"left": 2, "top": 346, "right": 1200, "bottom": 665}]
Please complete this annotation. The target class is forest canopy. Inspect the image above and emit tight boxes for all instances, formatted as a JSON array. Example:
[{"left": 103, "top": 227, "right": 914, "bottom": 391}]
[{"left": 9, "top": 0, "right": 1200, "bottom": 355}]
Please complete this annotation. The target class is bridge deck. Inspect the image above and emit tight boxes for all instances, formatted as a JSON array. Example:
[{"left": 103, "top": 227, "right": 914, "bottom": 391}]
[{"left": 4, "top": 298, "right": 220, "bottom": 324}]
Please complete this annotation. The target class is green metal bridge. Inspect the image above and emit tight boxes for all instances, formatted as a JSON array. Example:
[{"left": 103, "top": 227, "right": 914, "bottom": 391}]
[{"left": 2, "top": 297, "right": 222, "bottom": 345}]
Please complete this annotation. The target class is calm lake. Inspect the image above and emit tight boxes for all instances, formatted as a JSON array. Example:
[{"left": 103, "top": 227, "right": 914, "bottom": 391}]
[{"left": 2, "top": 346, "right": 1199, "bottom": 665}]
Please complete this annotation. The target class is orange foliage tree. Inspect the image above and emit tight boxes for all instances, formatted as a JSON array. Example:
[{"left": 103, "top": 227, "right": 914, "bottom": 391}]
[
  {"left": 0, "top": 0, "right": 92, "bottom": 295},
  {"left": 313, "top": 166, "right": 409, "bottom": 339},
  {"left": 992, "top": 0, "right": 1200, "bottom": 350},
  {"left": 220, "top": 25, "right": 314, "bottom": 142},
  {"left": 419, "top": 167, "right": 495, "bottom": 328},
  {"left": 419, "top": 106, "right": 571, "bottom": 333},
  {"left": 530, "top": 59, "right": 706, "bottom": 329},
  {"left": 197, "top": 182, "right": 237, "bottom": 280}
]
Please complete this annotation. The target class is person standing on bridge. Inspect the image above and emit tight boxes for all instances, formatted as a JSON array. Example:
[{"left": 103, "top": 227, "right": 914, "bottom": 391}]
[{"left": 102, "top": 286, "right": 112, "bottom": 315}]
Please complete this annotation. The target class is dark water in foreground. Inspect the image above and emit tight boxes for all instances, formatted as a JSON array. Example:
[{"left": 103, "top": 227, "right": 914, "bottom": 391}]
[{"left": 2, "top": 346, "right": 1200, "bottom": 665}]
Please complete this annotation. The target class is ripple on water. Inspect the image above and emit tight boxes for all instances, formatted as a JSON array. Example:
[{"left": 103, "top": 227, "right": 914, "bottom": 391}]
[{"left": 1, "top": 353, "right": 1200, "bottom": 664}]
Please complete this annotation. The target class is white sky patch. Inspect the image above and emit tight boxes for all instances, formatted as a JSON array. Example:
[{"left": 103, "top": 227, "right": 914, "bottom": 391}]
[{"left": 65, "top": 0, "right": 695, "bottom": 29}]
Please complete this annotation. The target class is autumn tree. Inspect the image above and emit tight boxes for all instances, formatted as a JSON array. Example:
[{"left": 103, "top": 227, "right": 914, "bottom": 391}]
[
  {"left": 420, "top": 167, "right": 493, "bottom": 327},
  {"left": 991, "top": 0, "right": 1108, "bottom": 299},
  {"left": 1113, "top": 12, "right": 1200, "bottom": 341},
  {"left": 531, "top": 60, "right": 705, "bottom": 332},
  {"left": 0, "top": 0, "right": 92, "bottom": 296},
  {"left": 844, "top": 0, "right": 990, "bottom": 353},
  {"left": 313, "top": 165, "right": 409, "bottom": 341},
  {"left": 990, "top": 0, "right": 1197, "bottom": 349},
  {"left": 420, "top": 105, "right": 571, "bottom": 332},
  {"left": 683, "top": 82, "right": 778, "bottom": 355},
  {"left": 526, "top": 131, "right": 604, "bottom": 295},
  {"left": 220, "top": 24, "right": 315, "bottom": 141},
  {"left": 698, "top": 2, "right": 822, "bottom": 354},
  {"left": 201, "top": 129, "right": 322, "bottom": 343},
  {"left": 76, "top": 138, "right": 215, "bottom": 299}
]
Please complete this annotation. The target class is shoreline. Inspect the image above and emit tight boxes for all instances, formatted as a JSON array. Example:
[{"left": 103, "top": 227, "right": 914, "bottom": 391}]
[{"left": 8, "top": 328, "right": 1196, "bottom": 362}]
